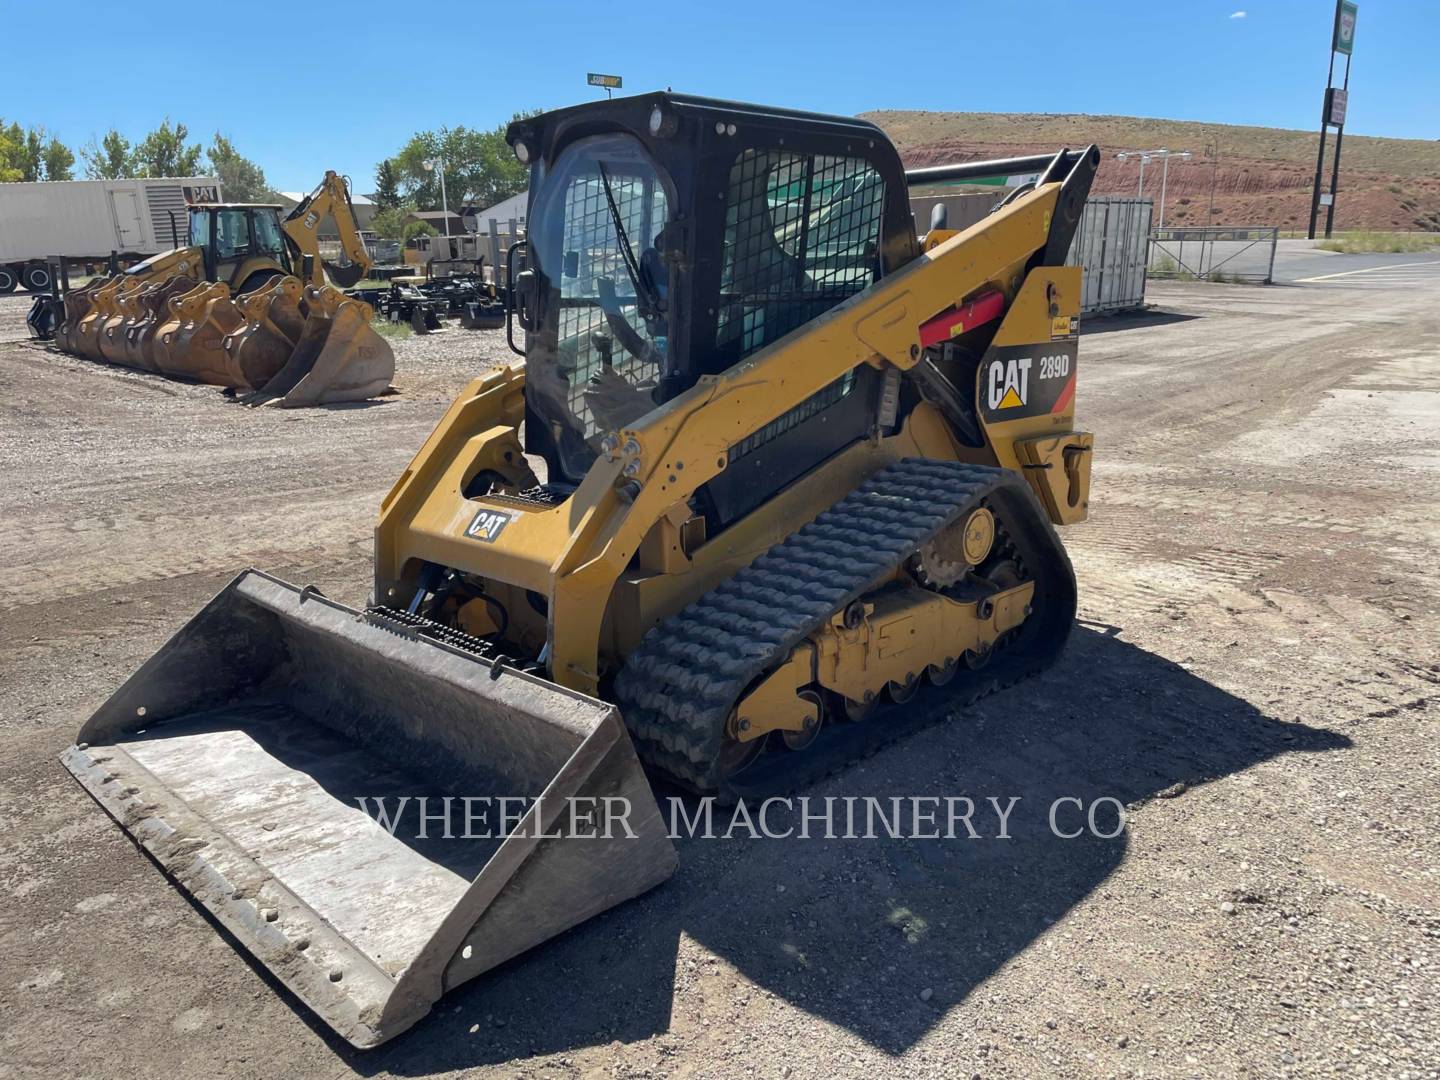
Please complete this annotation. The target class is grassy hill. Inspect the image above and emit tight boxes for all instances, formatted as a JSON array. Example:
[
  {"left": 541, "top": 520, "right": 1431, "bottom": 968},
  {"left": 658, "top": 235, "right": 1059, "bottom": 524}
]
[{"left": 864, "top": 111, "right": 1440, "bottom": 232}]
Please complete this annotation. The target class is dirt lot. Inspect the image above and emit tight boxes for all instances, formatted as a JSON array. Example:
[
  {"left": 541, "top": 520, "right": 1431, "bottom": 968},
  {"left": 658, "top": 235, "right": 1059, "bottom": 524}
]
[{"left": 1, "top": 265, "right": 1437, "bottom": 1079}]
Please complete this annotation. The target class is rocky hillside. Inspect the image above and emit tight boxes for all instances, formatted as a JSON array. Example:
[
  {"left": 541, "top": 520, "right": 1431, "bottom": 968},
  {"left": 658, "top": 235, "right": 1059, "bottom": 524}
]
[{"left": 865, "top": 110, "right": 1440, "bottom": 232}]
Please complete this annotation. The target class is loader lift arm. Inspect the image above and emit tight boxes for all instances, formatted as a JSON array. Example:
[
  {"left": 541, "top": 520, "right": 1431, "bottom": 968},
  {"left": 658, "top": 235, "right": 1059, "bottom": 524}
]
[{"left": 281, "top": 170, "right": 372, "bottom": 288}]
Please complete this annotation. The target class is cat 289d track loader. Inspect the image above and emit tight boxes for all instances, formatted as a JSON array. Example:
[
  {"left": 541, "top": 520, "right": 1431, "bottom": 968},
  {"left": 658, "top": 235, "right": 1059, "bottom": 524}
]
[{"left": 62, "top": 94, "right": 1097, "bottom": 1046}]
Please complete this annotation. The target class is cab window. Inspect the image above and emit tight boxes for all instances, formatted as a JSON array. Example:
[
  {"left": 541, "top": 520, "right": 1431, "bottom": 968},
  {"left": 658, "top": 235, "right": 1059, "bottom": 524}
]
[
  {"left": 215, "top": 209, "right": 251, "bottom": 259},
  {"left": 251, "top": 211, "right": 285, "bottom": 257}
]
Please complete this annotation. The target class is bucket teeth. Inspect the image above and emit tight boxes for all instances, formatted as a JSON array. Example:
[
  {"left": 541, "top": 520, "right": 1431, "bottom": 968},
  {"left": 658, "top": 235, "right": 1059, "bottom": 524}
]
[{"left": 241, "top": 284, "right": 395, "bottom": 407}]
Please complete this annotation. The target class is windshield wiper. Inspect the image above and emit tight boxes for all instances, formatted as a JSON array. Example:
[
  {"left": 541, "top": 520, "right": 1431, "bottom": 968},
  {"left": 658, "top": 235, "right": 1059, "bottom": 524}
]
[{"left": 596, "top": 164, "right": 662, "bottom": 320}]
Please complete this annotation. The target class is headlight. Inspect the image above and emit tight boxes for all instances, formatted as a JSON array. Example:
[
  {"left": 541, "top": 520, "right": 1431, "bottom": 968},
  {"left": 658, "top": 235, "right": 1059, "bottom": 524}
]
[{"left": 648, "top": 105, "right": 677, "bottom": 138}]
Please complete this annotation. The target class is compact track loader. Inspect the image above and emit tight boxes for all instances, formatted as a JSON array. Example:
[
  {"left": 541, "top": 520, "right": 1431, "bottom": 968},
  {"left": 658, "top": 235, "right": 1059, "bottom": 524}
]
[
  {"left": 64, "top": 95, "right": 1097, "bottom": 1046},
  {"left": 33, "top": 171, "right": 394, "bottom": 407}
]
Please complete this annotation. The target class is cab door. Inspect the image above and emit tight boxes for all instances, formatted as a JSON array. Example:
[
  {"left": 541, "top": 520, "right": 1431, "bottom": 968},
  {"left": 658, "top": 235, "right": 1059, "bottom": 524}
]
[{"left": 211, "top": 207, "right": 255, "bottom": 287}]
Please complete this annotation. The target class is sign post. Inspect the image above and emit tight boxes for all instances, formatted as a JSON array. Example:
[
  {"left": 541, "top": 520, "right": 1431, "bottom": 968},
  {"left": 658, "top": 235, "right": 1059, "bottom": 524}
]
[
  {"left": 586, "top": 72, "right": 623, "bottom": 99},
  {"left": 1308, "top": 1, "right": 1356, "bottom": 239}
]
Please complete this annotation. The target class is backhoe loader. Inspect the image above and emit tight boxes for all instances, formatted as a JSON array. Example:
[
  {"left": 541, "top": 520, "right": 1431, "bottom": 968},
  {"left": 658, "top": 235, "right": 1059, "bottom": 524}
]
[
  {"left": 62, "top": 94, "right": 1097, "bottom": 1047},
  {"left": 36, "top": 171, "right": 393, "bottom": 407}
]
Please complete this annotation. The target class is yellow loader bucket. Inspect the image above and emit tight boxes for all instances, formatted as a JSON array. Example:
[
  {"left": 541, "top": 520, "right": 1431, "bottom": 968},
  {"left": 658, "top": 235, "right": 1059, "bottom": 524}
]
[
  {"left": 55, "top": 275, "right": 112, "bottom": 355},
  {"left": 73, "top": 276, "right": 125, "bottom": 361},
  {"left": 243, "top": 284, "right": 395, "bottom": 407},
  {"left": 153, "top": 282, "right": 246, "bottom": 386},
  {"left": 123, "top": 275, "right": 198, "bottom": 372},
  {"left": 62, "top": 571, "right": 675, "bottom": 1047},
  {"left": 96, "top": 278, "right": 148, "bottom": 366},
  {"left": 220, "top": 275, "right": 308, "bottom": 390}
]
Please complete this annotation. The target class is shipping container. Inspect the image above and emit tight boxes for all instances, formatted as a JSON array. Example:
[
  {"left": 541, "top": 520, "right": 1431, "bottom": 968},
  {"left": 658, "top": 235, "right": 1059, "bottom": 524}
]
[
  {"left": 1067, "top": 196, "right": 1153, "bottom": 315},
  {"left": 0, "top": 176, "right": 222, "bottom": 293}
]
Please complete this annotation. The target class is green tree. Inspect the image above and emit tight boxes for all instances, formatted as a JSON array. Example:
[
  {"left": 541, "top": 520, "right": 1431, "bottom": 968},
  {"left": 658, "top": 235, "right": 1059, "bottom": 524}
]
[
  {"left": 20, "top": 127, "right": 44, "bottom": 181},
  {"left": 41, "top": 137, "right": 75, "bottom": 181},
  {"left": 0, "top": 122, "right": 73, "bottom": 181},
  {"left": 0, "top": 121, "right": 24, "bottom": 181},
  {"left": 82, "top": 129, "right": 133, "bottom": 179},
  {"left": 207, "top": 133, "right": 273, "bottom": 201},
  {"left": 373, "top": 159, "right": 402, "bottom": 210},
  {"left": 370, "top": 204, "right": 412, "bottom": 241},
  {"left": 130, "top": 118, "right": 203, "bottom": 178},
  {"left": 388, "top": 112, "right": 532, "bottom": 214},
  {"left": 402, "top": 219, "right": 438, "bottom": 245}
]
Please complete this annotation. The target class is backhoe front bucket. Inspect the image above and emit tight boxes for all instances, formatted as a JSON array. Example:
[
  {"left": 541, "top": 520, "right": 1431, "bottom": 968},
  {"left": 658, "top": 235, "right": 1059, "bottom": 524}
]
[
  {"left": 244, "top": 284, "right": 394, "bottom": 407},
  {"left": 61, "top": 571, "right": 676, "bottom": 1049}
]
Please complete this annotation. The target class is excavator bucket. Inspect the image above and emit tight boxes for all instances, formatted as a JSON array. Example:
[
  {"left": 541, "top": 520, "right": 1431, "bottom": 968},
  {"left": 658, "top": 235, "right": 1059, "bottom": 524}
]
[
  {"left": 61, "top": 571, "right": 676, "bottom": 1048},
  {"left": 73, "top": 276, "right": 126, "bottom": 361},
  {"left": 153, "top": 282, "right": 247, "bottom": 386},
  {"left": 123, "top": 275, "right": 198, "bottom": 371},
  {"left": 243, "top": 284, "right": 394, "bottom": 407},
  {"left": 55, "top": 275, "right": 112, "bottom": 354},
  {"left": 220, "top": 275, "right": 308, "bottom": 389},
  {"left": 96, "top": 278, "right": 148, "bottom": 365}
]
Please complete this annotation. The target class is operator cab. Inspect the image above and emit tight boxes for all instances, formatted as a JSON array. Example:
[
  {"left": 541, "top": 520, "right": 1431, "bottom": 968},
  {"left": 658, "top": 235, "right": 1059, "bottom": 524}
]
[
  {"left": 187, "top": 203, "right": 291, "bottom": 288},
  {"left": 507, "top": 93, "right": 920, "bottom": 516}
]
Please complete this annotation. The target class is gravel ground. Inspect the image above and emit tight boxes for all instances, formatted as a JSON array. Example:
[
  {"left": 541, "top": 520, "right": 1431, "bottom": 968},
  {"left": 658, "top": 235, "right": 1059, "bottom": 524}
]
[{"left": 0, "top": 269, "right": 1436, "bottom": 1080}]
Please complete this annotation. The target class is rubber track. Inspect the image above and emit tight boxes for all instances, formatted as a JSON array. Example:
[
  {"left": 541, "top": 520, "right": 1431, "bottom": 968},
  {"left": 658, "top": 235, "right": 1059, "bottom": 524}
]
[{"left": 613, "top": 458, "right": 1075, "bottom": 798}]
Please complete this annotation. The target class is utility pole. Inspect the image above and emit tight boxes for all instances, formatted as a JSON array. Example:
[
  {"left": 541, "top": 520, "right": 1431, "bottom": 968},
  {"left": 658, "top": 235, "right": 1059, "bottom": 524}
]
[
  {"left": 1116, "top": 151, "right": 1147, "bottom": 198},
  {"left": 1156, "top": 150, "right": 1191, "bottom": 231},
  {"left": 424, "top": 157, "right": 450, "bottom": 240},
  {"left": 1205, "top": 140, "right": 1219, "bottom": 225},
  {"left": 1118, "top": 149, "right": 1190, "bottom": 229},
  {"left": 1309, "top": 1, "right": 1358, "bottom": 239}
]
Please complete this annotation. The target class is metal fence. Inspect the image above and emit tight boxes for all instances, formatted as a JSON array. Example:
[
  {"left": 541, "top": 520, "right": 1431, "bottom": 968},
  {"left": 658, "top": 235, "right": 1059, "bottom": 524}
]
[
  {"left": 1148, "top": 226, "right": 1278, "bottom": 284},
  {"left": 1066, "top": 196, "right": 1153, "bottom": 314}
]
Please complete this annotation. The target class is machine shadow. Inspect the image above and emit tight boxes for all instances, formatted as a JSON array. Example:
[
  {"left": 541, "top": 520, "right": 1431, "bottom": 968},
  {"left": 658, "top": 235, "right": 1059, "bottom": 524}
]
[
  {"left": 1080, "top": 308, "right": 1200, "bottom": 334},
  {"left": 357, "top": 624, "right": 1348, "bottom": 1074}
]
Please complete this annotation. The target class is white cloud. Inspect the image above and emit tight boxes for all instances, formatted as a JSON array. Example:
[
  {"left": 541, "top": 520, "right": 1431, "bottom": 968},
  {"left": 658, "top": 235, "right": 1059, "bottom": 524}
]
[{"left": 1229, "top": 10, "right": 1247, "bottom": 18}]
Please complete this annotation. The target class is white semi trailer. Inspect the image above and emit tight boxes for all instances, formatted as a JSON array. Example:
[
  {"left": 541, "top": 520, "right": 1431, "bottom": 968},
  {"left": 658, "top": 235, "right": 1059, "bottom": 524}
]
[{"left": 0, "top": 176, "right": 222, "bottom": 293}]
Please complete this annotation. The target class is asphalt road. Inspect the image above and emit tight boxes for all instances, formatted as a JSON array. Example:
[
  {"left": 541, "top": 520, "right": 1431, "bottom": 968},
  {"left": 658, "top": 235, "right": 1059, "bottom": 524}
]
[{"left": 1271, "top": 239, "right": 1440, "bottom": 285}]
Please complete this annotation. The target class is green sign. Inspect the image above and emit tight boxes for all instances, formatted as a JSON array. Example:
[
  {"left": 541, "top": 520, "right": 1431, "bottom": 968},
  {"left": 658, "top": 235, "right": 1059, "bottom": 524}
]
[
  {"left": 587, "top": 72, "right": 623, "bottom": 89},
  {"left": 1334, "top": 1, "right": 1357, "bottom": 55}
]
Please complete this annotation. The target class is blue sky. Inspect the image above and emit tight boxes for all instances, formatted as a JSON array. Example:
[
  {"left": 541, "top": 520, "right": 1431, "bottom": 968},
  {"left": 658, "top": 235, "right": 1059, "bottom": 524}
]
[{"left": 3, "top": 0, "right": 1434, "bottom": 192}]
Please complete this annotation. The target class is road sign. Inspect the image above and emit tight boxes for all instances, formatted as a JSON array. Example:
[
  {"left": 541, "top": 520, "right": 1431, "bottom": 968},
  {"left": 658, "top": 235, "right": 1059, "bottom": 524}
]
[
  {"left": 587, "top": 73, "right": 623, "bottom": 89},
  {"left": 1334, "top": 1, "right": 1357, "bottom": 55},
  {"left": 1326, "top": 88, "right": 1348, "bottom": 126},
  {"left": 1319, "top": 193, "right": 1334, "bottom": 207}
]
